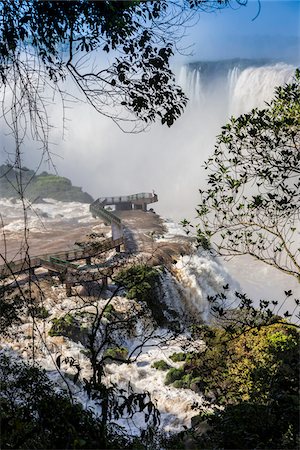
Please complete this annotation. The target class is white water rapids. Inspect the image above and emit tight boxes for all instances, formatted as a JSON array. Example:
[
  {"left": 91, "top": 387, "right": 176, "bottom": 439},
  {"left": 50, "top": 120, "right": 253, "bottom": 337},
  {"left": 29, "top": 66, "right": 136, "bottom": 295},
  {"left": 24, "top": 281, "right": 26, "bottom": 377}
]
[{"left": 0, "top": 198, "right": 238, "bottom": 436}]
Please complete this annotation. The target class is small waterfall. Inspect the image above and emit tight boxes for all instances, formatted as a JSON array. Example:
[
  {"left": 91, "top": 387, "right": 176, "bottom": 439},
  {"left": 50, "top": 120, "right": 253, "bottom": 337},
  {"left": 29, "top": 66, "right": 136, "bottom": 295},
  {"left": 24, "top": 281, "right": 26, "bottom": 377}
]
[
  {"left": 172, "top": 251, "right": 239, "bottom": 322},
  {"left": 227, "top": 66, "right": 240, "bottom": 111},
  {"left": 179, "top": 66, "right": 204, "bottom": 103},
  {"left": 156, "top": 220, "right": 239, "bottom": 324}
]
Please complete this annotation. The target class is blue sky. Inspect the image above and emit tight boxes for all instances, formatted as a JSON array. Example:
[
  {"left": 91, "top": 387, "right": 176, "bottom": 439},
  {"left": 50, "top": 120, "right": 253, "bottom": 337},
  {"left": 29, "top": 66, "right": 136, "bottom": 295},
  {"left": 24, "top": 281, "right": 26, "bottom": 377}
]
[{"left": 177, "top": 0, "right": 300, "bottom": 63}]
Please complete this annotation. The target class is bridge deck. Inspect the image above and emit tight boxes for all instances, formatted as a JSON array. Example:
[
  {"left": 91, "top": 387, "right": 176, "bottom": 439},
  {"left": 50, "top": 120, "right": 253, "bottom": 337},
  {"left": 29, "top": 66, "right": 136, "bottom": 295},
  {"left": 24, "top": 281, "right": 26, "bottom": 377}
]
[
  {"left": 97, "top": 192, "right": 158, "bottom": 206},
  {"left": 0, "top": 237, "right": 123, "bottom": 278}
]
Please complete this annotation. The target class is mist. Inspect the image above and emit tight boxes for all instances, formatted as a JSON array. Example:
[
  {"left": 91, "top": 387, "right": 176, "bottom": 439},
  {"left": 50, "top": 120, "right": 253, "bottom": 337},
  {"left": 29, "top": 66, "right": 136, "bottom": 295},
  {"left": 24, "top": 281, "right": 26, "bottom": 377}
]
[
  {"left": 0, "top": 59, "right": 296, "bottom": 222},
  {"left": 1, "top": 0, "right": 299, "bottom": 221},
  {"left": 7, "top": 60, "right": 293, "bottom": 219},
  {"left": 0, "top": 1, "right": 299, "bottom": 304}
]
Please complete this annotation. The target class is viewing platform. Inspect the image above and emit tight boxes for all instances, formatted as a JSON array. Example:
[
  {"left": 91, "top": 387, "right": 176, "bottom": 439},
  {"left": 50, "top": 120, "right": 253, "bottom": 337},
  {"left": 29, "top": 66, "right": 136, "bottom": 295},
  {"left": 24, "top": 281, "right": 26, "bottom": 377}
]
[{"left": 96, "top": 192, "right": 158, "bottom": 211}]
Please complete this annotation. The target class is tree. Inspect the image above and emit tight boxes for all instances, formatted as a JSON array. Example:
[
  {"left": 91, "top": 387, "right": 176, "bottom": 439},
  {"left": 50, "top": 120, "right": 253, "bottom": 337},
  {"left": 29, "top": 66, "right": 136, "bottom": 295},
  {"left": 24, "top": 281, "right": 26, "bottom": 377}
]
[
  {"left": 0, "top": 0, "right": 238, "bottom": 146},
  {"left": 194, "top": 70, "right": 300, "bottom": 279},
  {"left": 162, "top": 322, "right": 299, "bottom": 450},
  {"left": 168, "top": 71, "right": 300, "bottom": 449},
  {"left": 0, "top": 258, "right": 166, "bottom": 448}
]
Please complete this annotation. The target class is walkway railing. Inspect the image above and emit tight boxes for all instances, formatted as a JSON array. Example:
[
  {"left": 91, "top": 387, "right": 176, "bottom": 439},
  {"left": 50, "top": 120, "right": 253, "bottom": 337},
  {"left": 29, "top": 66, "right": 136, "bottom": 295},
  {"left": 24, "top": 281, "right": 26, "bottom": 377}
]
[
  {"left": 0, "top": 237, "right": 124, "bottom": 278},
  {"left": 96, "top": 192, "right": 158, "bottom": 205},
  {"left": 90, "top": 200, "right": 122, "bottom": 225},
  {"left": 0, "top": 192, "right": 156, "bottom": 279}
]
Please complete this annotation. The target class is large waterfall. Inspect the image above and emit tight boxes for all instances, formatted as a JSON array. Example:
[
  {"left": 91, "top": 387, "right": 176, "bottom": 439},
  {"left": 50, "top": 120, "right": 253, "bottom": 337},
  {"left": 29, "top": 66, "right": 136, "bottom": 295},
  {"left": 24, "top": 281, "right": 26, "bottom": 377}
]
[
  {"left": 174, "top": 59, "right": 299, "bottom": 305},
  {"left": 178, "top": 59, "right": 295, "bottom": 116}
]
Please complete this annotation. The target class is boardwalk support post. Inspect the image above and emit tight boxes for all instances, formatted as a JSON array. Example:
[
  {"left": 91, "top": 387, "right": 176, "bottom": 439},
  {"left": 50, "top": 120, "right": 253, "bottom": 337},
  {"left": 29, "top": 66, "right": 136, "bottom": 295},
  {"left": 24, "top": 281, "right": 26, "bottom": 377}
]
[{"left": 66, "top": 282, "right": 72, "bottom": 297}]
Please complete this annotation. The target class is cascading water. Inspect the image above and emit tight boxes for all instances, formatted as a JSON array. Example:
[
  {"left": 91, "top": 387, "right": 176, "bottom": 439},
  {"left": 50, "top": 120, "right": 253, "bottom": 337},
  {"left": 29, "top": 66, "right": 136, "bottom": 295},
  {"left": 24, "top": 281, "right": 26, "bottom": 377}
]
[
  {"left": 179, "top": 59, "right": 295, "bottom": 116},
  {"left": 0, "top": 201, "right": 240, "bottom": 437},
  {"left": 174, "top": 59, "right": 300, "bottom": 303}
]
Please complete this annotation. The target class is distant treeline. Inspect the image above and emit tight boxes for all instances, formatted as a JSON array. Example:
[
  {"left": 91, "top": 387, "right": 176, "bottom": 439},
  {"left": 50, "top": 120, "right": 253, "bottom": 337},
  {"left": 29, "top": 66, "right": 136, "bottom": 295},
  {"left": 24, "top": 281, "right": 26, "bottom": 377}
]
[{"left": 0, "top": 165, "right": 94, "bottom": 203}]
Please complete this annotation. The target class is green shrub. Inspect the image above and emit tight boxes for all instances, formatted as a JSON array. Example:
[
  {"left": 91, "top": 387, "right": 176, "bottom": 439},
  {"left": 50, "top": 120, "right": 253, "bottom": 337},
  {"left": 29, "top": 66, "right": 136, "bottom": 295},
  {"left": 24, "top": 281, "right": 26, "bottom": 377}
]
[
  {"left": 166, "top": 323, "right": 299, "bottom": 449},
  {"left": 172, "top": 379, "right": 186, "bottom": 389},
  {"left": 0, "top": 354, "right": 109, "bottom": 449},
  {"left": 102, "top": 303, "right": 115, "bottom": 321},
  {"left": 114, "top": 264, "right": 160, "bottom": 304},
  {"left": 104, "top": 347, "right": 128, "bottom": 362},
  {"left": 169, "top": 352, "right": 186, "bottom": 362},
  {"left": 152, "top": 360, "right": 171, "bottom": 371},
  {"left": 165, "top": 367, "right": 185, "bottom": 385},
  {"left": 114, "top": 264, "right": 169, "bottom": 325},
  {"left": 48, "top": 314, "right": 81, "bottom": 341},
  {"left": 32, "top": 305, "right": 50, "bottom": 319}
]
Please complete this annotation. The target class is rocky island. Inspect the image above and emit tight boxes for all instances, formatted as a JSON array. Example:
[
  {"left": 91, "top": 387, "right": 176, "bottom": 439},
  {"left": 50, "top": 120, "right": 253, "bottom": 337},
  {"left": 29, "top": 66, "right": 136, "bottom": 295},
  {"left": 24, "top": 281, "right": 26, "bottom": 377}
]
[{"left": 0, "top": 164, "right": 93, "bottom": 203}]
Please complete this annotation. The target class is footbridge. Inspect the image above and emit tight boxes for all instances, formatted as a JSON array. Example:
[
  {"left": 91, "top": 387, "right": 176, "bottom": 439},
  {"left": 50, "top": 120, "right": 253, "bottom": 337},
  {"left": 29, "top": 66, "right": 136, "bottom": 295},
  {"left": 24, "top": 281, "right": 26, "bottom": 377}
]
[{"left": 0, "top": 192, "right": 158, "bottom": 296}]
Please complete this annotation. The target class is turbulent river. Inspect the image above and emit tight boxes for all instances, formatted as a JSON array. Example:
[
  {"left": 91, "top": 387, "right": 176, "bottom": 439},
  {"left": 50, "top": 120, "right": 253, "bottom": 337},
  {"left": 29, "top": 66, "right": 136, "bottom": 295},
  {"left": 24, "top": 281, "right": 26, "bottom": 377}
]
[{"left": 0, "top": 198, "right": 239, "bottom": 435}]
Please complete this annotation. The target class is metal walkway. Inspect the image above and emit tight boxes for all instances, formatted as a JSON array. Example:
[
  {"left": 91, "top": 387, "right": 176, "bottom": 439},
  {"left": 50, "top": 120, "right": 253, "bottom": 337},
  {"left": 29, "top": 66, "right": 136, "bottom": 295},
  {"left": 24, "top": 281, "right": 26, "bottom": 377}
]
[
  {"left": 0, "top": 237, "right": 123, "bottom": 279},
  {"left": 0, "top": 192, "right": 158, "bottom": 295}
]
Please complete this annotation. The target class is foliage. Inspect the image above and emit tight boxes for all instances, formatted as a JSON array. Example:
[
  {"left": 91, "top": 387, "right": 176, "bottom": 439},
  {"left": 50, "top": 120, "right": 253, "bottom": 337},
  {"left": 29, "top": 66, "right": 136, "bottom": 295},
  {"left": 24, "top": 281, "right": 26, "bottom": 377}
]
[
  {"left": 197, "top": 401, "right": 299, "bottom": 449},
  {"left": 186, "top": 324, "right": 299, "bottom": 402},
  {"left": 115, "top": 264, "right": 160, "bottom": 304},
  {"left": 0, "top": 354, "right": 111, "bottom": 449},
  {"left": 0, "top": 292, "right": 25, "bottom": 334},
  {"left": 166, "top": 323, "right": 299, "bottom": 449},
  {"left": 152, "top": 360, "right": 171, "bottom": 371},
  {"left": 194, "top": 70, "right": 300, "bottom": 278},
  {"left": 165, "top": 367, "right": 185, "bottom": 385},
  {"left": 104, "top": 346, "right": 129, "bottom": 362},
  {"left": 114, "top": 264, "right": 169, "bottom": 326},
  {"left": 49, "top": 313, "right": 83, "bottom": 342},
  {"left": 32, "top": 305, "right": 50, "bottom": 319},
  {"left": 0, "top": 0, "right": 239, "bottom": 136},
  {"left": 102, "top": 303, "right": 116, "bottom": 321},
  {"left": 169, "top": 351, "right": 188, "bottom": 362}
]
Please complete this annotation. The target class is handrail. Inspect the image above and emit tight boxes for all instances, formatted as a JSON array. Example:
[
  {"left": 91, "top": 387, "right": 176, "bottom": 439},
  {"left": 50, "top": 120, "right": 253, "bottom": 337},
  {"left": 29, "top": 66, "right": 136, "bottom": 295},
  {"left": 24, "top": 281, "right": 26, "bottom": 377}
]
[
  {"left": 90, "top": 201, "right": 122, "bottom": 225},
  {"left": 0, "top": 237, "right": 124, "bottom": 278},
  {"left": 96, "top": 192, "right": 158, "bottom": 205},
  {"left": 0, "top": 191, "right": 157, "bottom": 279}
]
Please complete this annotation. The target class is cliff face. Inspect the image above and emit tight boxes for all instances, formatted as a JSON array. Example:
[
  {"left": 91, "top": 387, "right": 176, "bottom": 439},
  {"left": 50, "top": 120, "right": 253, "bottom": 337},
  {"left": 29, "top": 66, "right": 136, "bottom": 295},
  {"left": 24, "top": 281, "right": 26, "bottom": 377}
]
[{"left": 0, "top": 165, "right": 93, "bottom": 203}]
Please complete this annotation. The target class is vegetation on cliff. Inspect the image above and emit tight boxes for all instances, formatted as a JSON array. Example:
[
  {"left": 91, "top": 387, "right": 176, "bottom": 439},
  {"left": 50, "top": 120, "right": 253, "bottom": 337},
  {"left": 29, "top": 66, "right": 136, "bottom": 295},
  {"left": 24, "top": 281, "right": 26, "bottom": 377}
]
[
  {"left": 165, "top": 323, "right": 299, "bottom": 449},
  {"left": 0, "top": 165, "right": 93, "bottom": 203}
]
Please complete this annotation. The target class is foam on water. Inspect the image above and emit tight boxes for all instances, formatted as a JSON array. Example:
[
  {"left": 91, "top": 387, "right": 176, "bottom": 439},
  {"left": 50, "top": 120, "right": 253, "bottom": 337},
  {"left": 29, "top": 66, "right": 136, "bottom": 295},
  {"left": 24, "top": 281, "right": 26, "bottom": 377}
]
[
  {"left": 157, "top": 218, "right": 239, "bottom": 322},
  {"left": 156, "top": 218, "right": 187, "bottom": 242},
  {"left": 0, "top": 197, "right": 94, "bottom": 232}
]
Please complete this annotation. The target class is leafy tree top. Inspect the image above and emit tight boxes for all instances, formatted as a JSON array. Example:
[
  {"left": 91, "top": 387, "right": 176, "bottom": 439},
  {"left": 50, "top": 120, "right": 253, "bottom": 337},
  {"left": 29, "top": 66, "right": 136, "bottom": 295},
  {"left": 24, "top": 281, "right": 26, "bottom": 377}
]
[
  {"left": 195, "top": 70, "right": 300, "bottom": 279},
  {"left": 0, "top": 0, "right": 235, "bottom": 132}
]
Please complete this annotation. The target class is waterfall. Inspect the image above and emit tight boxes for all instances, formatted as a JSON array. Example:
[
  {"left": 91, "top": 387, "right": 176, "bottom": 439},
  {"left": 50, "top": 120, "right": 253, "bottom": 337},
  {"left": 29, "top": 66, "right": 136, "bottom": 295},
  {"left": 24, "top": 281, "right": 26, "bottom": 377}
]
[
  {"left": 178, "top": 59, "right": 295, "bottom": 116},
  {"left": 176, "top": 59, "right": 300, "bottom": 305},
  {"left": 230, "top": 63, "right": 294, "bottom": 115}
]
